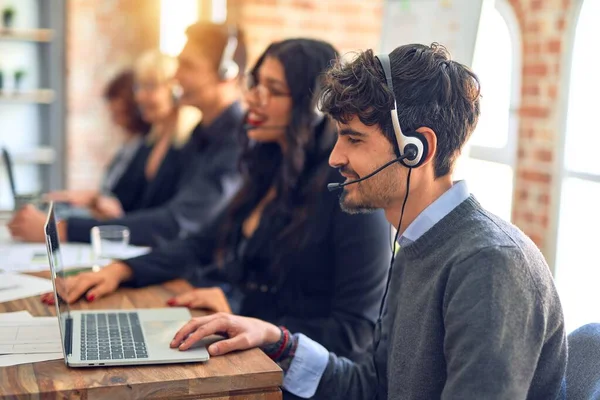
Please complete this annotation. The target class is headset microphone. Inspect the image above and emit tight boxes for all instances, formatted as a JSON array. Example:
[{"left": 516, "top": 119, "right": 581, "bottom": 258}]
[
  {"left": 327, "top": 147, "right": 417, "bottom": 192},
  {"left": 171, "top": 83, "right": 183, "bottom": 105}
]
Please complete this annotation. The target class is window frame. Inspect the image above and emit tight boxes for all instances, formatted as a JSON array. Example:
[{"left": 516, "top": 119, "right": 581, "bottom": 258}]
[
  {"left": 547, "top": 0, "right": 594, "bottom": 274},
  {"left": 468, "top": 0, "right": 521, "bottom": 169},
  {"left": 456, "top": 0, "right": 521, "bottom": 223}
]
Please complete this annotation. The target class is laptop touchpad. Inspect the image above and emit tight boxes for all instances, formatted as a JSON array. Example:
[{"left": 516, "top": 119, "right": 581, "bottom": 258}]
[
  {"left": 143, "top": 320, "right": 224, "bottom": 349},
  {"left": 143, "top": 320, "right": 190, "bottom": 343}
]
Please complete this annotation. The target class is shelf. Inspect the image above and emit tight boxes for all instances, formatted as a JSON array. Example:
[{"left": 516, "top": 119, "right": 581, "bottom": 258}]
[
  {"left": 0, "top": 28, "right": 53, "bottom": 42},
  {"left": 0, "top": 89, "right": 55, "bottom": 104}
]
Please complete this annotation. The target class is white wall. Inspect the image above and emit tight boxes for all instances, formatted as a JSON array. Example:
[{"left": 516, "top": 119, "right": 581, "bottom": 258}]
[{"left": 379, "top": 0, "right": 487, "bottom": 67}]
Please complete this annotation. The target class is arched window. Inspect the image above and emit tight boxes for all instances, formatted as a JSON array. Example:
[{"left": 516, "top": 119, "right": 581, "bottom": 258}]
[
  {"left": 554, "top": 0, "right": 600, "bottom": 333},
  {"left": 454, "top": 0, "right": 520, "bottom": 222},
  {"left": 159, "top": 1, "right": 227, "bottom": 57},
  {"left": 159, "top": 0, "right": 199, "bottom": 56}
]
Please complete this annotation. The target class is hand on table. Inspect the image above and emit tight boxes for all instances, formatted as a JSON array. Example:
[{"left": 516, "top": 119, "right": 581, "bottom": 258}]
[
  {"left": 44, "top": 190, "right": 98, "bottom": 208},
  {"left": 8, "top": 205, "right": 49, "bottom": 242},
  {"left": 170, "top": 313, "right": 281, "bottom": 356},
  {"left": 40, "top": 262, "right": 133, "bottom": 305},
  {"left": 40, "top": 292, "right": 56, "bottom": 305},
  {"left": 90, "top": 196, "right": 124, "bottom": 220},
  {"left": 166, "top": 287, "right": 232, "bottom": 313}
]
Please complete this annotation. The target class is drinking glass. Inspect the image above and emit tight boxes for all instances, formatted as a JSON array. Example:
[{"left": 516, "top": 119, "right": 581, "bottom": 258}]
[{"left": 90, "top": 225, "right": 130, "bottom": 269}]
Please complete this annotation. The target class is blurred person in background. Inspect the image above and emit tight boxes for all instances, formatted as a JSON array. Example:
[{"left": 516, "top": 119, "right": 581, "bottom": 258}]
[
  {"left": 50, "top": 39, "right": 391, "bottom": 372},
  {"left": 46, "top": 70, "right": 151, "bottom": 215},
  {"left": 89, "top": 50, "right": 202, "bottom": 220},
  {"left": 8, "top": 22, "right": 246, "bottom": 246}
]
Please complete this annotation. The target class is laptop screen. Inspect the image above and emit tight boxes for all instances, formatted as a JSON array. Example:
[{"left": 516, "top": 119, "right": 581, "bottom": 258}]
[
  {"left": 43, "top": 202, "right": 72, "bottom": 362},
  {"left": 1, "top": 147, "right": 17, "bottom": 204}
]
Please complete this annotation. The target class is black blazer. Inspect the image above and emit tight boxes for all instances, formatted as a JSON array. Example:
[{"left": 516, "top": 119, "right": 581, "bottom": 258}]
[
  {"left": 105, "top": 143, "right": 149, "bottom": 213},
  {"left": 104, "top": 141, "right": 184, "bottom": 213},
  {"left": 128, "top": 145, "right": 183, "bottom": 212},
  {"left": 66, "top": 102, "right": 244, "bottom": 246},
  {"left": 124, "top": 168, "right": 391, "bottom": 359}
]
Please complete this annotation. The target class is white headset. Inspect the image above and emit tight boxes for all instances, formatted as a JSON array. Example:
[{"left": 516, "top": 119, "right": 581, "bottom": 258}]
[
  {"left": 375, "top": 53, "right": 428, "bottom": 168},
  {"left": 218, "top": 25, "right": 240, "bottom": 81}
]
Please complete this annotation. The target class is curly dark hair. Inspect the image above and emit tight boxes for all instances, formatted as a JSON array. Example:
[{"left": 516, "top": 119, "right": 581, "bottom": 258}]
[
  {"left": 103, "top": 69, "right": 151, "bottom": 135},
  {"left": 320, "top": 43, "right": 481, "bottom": 177},
  {"left": 216, "top": 39, "right": 339, "bottom": 267}
]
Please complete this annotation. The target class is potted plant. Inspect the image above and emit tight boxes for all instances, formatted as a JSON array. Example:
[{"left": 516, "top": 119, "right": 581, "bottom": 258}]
[
  {"left": 13, "top": 69, "right": 25, "bottom": 91},
  {"left": 2, "top": 6, "right": 15, "bottom": 29}
]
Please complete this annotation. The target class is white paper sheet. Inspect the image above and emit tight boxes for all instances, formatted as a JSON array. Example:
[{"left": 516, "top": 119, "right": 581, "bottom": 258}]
[
  {"left": 0, "top": 318, "right": 61, "bottom": 354},
  {"left": 0, "top": 342, "right": 62, "bottom": 354},
  {"left": 0, "top": 224, "right": 10, "bottom": 244},
  {"left": 0, "top": 278, "right": 18, "bottom": 290},
  {"left": 0, "top": 311, "right": 33, "bottom": 321},
  {"left": 0, "top": 243, "right": 90, "bottom": 272},
  {"left": 0, "top": 352, "right": 63, "bottom": 367},
  {"left": 0, "top": 211, "right": 12, "bottom": 222},
  {"left": 0, "top": 273, "right": 53, "bottom": 303},
  {"left": 0, "top": 242, "right": 150, "bottom": 272},
  {"left": 0, "top": 308, "right": 64, "bottom": 366}
]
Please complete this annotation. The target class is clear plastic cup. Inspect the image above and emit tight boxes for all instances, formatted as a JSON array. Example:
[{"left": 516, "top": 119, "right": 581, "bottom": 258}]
[{"left": 90, "top": 225, "right": 130, "bottom": 268}]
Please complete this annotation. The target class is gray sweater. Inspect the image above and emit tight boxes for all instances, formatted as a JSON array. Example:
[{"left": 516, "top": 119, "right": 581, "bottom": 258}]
[{"left": 315, "top": 196, "right": 567, "bottom": 399}]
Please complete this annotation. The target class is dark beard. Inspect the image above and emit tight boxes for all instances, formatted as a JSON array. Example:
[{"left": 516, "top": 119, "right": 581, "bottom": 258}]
[{"left": 338, "top": 190, "right": 378, "bottom": 214}]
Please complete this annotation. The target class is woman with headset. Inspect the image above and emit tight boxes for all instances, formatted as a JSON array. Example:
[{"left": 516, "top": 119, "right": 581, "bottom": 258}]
[
  {"left": 47, "top": 51, "right": 201, "bottom": 221},
  {"left": 50, "top": 39, "right": 391, "bottom": 363}
]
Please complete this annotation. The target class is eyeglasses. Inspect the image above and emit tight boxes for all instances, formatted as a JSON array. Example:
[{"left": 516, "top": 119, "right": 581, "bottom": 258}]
[
  {"left": 133, "top": 82, "right": 162, "bottom": 93},
  {"left": 243, "top": 73, "right": 291, "bottom": 107},
  {"left": 133, "top": 79, "right": 172, "bottom": 94}
]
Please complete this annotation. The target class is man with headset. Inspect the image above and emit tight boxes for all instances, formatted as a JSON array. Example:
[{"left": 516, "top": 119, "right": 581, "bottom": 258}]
[
  {"left": 9, "top": 22, "right": 247, "bottom": 247},
  {"left": 168, "top": 43, "right": 567, "bottom": 399}
]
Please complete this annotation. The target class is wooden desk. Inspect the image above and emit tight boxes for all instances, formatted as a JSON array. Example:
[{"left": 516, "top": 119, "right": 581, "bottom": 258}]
[{"left": 0, "top": 279, "right": 282, "bottom": 399}]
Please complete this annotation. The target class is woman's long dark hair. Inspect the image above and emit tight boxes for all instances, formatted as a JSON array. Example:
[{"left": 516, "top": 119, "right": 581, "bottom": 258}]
[
  {"left": 216, "top": 38, "right": 339, "bottom": 268},
  {"left": 104, "top": 69, "right": 151, "bottom": 135}
]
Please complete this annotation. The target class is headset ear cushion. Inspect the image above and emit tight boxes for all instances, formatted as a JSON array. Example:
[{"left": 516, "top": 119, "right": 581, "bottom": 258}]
[
  {"left": 402, "top": 130, "right": 429, "bottom": 168},
  {"left": 170, "top": 85, "right": 180, "bottom": 105},
  {"left": 219, "top": 61, "right": 240, "bottom": 81}
]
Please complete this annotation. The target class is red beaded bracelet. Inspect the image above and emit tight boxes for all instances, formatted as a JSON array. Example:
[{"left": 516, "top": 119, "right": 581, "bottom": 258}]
[{"left": 271, "top": 326, "right": 289, "bottom": 360}]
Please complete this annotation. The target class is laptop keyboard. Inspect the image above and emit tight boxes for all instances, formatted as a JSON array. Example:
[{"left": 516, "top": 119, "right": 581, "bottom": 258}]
[{"left": 80, "top": 312, "right": 148, "bottom": 361}]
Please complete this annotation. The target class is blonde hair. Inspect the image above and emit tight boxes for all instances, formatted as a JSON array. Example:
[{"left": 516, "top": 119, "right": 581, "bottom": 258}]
[
  {"left": 135, "top": 50, "right": 202, "bottom": 148},
  {"left": 134, "top": 50, "right": 178, "bottom": 82}
]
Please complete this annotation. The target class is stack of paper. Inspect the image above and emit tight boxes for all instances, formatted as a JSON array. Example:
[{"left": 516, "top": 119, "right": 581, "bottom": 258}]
[
  {"left": 0, "top": 273, "right": 54, "bottom": 303},
  {"left": 0, "top": 311, "right": 63, "bottom": 367},
  {"left": 0, "top": 242, "right": 150, "bottom": 273}
]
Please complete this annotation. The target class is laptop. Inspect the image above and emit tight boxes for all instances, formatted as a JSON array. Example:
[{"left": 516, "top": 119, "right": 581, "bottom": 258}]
[
  {"left": 43, "top": 201, "right": 211, "bottom": 367},
  {"left": 1, "top": 147, "right": 17, "bottom": 208},
  {"left": 2, "top": 147, "right": 81, "bottom": 217}
]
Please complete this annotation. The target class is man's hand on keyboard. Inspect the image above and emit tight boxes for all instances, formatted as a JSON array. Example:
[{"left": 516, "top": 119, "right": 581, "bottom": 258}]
[{"left": 171, "top": 313, "right": 281, "bottom": 356}]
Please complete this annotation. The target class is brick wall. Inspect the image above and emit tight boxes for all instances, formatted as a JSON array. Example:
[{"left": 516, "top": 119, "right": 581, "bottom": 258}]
[
  {"left": 227, "top": 0, "right": 384, "bottom": 67},
  {"left": 64, "top": 0, "right": 382, "bottom": 191},
  {"left": 66, "top": 0, "right": 160, "bottom": 189},
  {"left": 508, "top": 0, "right": 572, "bottom": 260}
]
